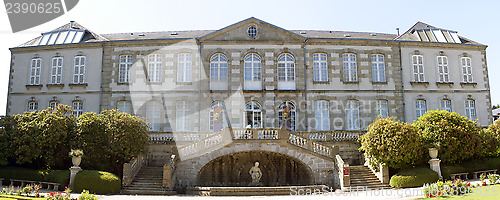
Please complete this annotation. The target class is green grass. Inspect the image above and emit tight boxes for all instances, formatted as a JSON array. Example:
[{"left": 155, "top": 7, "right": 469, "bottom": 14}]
[
  {"left": 419, "top": 185, "right": 500, "bottom": 199},
  {"left": 73, "top": 170, "right": 121, "bottom": 194},
  {"left": 0, "top": 195, "right": 44, "bottom": 200}
]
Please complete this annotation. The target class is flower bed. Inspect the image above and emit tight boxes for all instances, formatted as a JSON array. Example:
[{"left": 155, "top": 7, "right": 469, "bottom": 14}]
[{"left": 423, "top": 179, "right": 472, "bottom": 198}]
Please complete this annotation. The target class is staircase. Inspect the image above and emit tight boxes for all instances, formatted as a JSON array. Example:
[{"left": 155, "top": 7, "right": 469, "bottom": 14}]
[
  {"left": 121, "top": 166, "right": 175, "bottom": 195},
  {"left": 349, "top": 166, "right": 390, "bottom": 189}
]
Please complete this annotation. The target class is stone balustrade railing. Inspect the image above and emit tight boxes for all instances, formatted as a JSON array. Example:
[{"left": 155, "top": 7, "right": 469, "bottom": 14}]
[
  {"left": 163, "top": 155, "right": 177, "bottom": 190},
  {"left": 297, "top": 131, "right": 365, "bottom": 142},
  {"left": 232, "top": 129, "right": 279, "bottom": 140},
  {"left": 122, "top": 153, "right": 146, "bottom": 187},
  {"left": 336, "top": 154, "right": 350, "bottom": 189}
]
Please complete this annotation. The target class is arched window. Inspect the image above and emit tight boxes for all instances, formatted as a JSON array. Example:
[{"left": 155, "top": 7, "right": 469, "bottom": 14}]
[
  {"left": 117, "top": 100, "right": 133, "bottom": 114},
  {"left": 440, "top": 99, "right": 452, "bottom": 112},
  {"left": 72, "top": 100, "right": 84, "bottom": 117},
  {"left": 210, "top": 53, "right": 228, "bottom": 81},
  {"left": 313, "top": 53, "right": 328, "bottom": 82},
  {"left": 277, "top": 53, "right": 295, "bottom": 90},
  {"left": 278, "top": 101, "right": 296, "bottom": 131},
  {"left": 245, "top": 101, "right": 262, "bottom": 128},
  {"left": 465, "top": 99, "right": 476, "bottom": 120},
  {"left": 49, "top": 100, "right": 59, "bottom": 108},
  {"left": 244, "top": 53, "right": 262, "bottom": 90},
  {"left": 146, "top": 101, "right": 163, "bottom": 131},
  {"left": 209, "top": 101, "right": 227, "bottom": 131},
  {"left": 27, "top": 100, "right": 38, "bottom": 112},
  {"left": 314, "top": 100, "right": 330, "bottom": 131},
  {"left": 345, "top": 100, "right": 360, "bottom": 130}
]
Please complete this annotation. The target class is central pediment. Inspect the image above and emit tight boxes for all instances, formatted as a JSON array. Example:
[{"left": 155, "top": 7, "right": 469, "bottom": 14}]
[{"left": 198, "top": 17, "right": 306, "bottom": 43}]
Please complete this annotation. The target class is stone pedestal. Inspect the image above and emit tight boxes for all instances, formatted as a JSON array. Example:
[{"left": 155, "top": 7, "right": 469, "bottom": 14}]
[
  {"left": 69, "top": 166, "right": 82, "bottom": 189},
  {"left": 429, "top": 158, "right": 442, "bottom": 178}
]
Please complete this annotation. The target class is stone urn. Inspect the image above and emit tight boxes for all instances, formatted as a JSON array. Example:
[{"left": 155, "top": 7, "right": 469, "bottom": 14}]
[
  {"left": 72, "top": 156, "right": 82, "bottom": 167},
  {"left": 429, "top": 148, "right": 438, "bottom": 159}
]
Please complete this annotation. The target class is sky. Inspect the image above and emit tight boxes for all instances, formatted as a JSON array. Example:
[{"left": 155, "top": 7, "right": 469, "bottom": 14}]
[{"left": 0, "top": 0, "right": 498, "bottom": 115}]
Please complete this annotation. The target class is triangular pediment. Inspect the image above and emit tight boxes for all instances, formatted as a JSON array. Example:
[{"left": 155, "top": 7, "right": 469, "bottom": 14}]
[{"left": 198, "top": 17, "right": 306, "bottom": 42}]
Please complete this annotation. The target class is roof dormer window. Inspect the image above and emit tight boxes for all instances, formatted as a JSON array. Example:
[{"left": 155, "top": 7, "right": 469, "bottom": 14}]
[{"left": 38, "top": 29, "right": 85, "bottom": 46}]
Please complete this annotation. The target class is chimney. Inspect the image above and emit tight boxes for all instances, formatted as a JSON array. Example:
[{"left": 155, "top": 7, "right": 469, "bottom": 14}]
[
  {"left": 396, "top": 28, "right": 400, "bottom": 36},
  {"left": 70, "top": 21, "right": 75, "bottom": 29}
]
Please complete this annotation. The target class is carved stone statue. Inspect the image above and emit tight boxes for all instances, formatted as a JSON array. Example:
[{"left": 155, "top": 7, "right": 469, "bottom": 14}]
[{"left": 249, "top": 162, "right": 262, "bottom": 185}]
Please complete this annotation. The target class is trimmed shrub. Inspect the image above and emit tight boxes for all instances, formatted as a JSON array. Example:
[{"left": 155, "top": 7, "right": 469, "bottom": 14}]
[
  {"left": 73, "top": 170, "right": 121, "bottom": 194},
  {"left": 359, "top": 117, "right": 427, "bottom": 169},
  {"left": 44, "top": 170, "right": 70, "bottom": 189},
  {"left": 389, "top": 167, "right": 439, "bottom": 188},
  {"left": 0, "top": 167, "right": 44, "bottom": 184},
  {"left": 414, "top": 110, "right": 482, "bottom": 164}
]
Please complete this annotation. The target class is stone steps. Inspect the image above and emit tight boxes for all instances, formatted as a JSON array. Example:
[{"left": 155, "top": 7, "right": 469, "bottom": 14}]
[
  {"left": 348, "top": 165, "right": 391, "bottom": 190},
  {"left": 121, "top": 166, "right": 175, "bottom": 195}
]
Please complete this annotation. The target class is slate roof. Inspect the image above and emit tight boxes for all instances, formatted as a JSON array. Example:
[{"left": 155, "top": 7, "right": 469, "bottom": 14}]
[{"left": 395, "top": 21, "right": 484, "bottom": 45}]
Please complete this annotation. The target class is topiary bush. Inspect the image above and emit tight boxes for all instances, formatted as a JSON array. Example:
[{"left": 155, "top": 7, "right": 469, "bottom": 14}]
[
  {"left": 389, "top": 167, "right": 439, "bottom": 188},
  {"left": 0, "top": 167, "right": 45, "bottom": 184},
  {"left": 414, "top": 110, "right": 482, "bottom": 164},
  {"left": 44, "top": 170, "right": 70, "bottom": 189},
  {"left": 359, "top": 117, "right": 427, "bottom": 169},
  {"left": 73, "top": 170, "right": 121, "bottom": 194}
]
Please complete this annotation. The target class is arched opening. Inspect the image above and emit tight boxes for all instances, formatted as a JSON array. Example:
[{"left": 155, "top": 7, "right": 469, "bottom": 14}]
[{"left": 197, "top": 151, "right": 313, "bottom": 187}]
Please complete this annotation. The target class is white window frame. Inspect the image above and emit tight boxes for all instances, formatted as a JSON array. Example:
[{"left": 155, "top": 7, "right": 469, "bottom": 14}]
[
  {"left": 117, "top": 100, "right": 133, "bottom": 114},
  {"left": 465, "top": 99, "right": 476, "bottom": 120},
  {"left": 412, "top": 55, "right": 425, "bottom": 82},
  {"left": 177, "top": 53, "right": 192, "bottom": 82},
  {"left": 176, "top": 101, "right": 191, "bottom": 131},
  {"left": 371, "top": 54, "right": 386, "bottom": 82},
  {"left": 119, "top": 55, "right": 133, "bottom": 83},
  {"left": 244, "top": 53, "right": 261, "bottom": 81},
  {"left": 277, "top": 53, "right": 295, "bottom": 82},
  {"left": 51, "top": 57, "right": 63, "bottom": 84},
  {"left": 146, "top": 101, "right": 163, "bottom": 131},
  {"left": 72, "top": 100, "right": 83, "bottom": 117},
  {"left": 278, "top": 101, "right": 296, "bottom": 131},
  {"left": 244, "top": 101, "right": 262, "bottom": 128},
  {"left": 345, "top": 100, "right": 360, "bottom": 130},
  {"left": 416, "top": 100, "right": 427, "bottom": 119},
  {"left": 343, "top": 53, "right": 357, "bottom": 82},
  {"left": 209, "top": 101, "right": 227, "bottom": 131},
  {"left": 148, "top": 54, "right": 162, "bottom": 83},
  {"left": 461, "top": 57, "right": 473, "bottom": 83},
  {"left": 440, "top": 99, "right": 452, "bottom": 112},
  {"left": 375, "top": 100, "right": 388, "bottom": 118},
  {"left": 27, "top": 101, "right": 38, "bottom": 111},
  {"left": 314, "top": 100, "right": 330, "bottom": 131},
  {"left": 49, "top": 100, "right": 59, "bottom": 108},
  {"left": 210, "top": 53, "right": 228, "bottom": 81},
  {"left": 30, "top": 58, "right": 42, "bottom": 85},
  {"left": 437, "top": 56, "right": 449, "bottom": 82},
  {"left": 73, "top": 56, "right": 86, "bottom": 84},
  {"left": 313, "top": 53, "right": 328, "bottom": 82}
]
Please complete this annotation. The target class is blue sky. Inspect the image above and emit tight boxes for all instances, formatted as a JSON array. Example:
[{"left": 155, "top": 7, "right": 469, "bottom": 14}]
[{"left": 0, "top": 0, "right": 498, "bottom": 115}]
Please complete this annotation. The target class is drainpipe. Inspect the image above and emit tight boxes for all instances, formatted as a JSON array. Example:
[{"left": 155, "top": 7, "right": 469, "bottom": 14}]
[
  {"left": 303, "top": 39, "right": 308, "bottom": 131},
  {"left": 99, "top": 43, "right": 104, "bottom": 113},
  {"left": 398, "top": 41, "right": 405, "bottom": 122},
  {"left": 196, "top": 39, "right": 202, "bottom": 132}
]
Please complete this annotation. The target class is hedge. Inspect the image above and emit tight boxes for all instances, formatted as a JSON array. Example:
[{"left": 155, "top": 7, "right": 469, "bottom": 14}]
[
  {"left": 0, "top": 167, "right": 45, "bottom": 184},
  {"left": 73, "top": 170, "right": 121, "bottom": 194},
  {"left": 441, "top": 157, "right": 500, "bottom": 180},
  {"left": 389, "top": 167, "right": 439, "bottom": 188}
]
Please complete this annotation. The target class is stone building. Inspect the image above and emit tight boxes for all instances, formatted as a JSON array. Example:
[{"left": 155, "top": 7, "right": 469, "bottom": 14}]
[{"left": 7, "top": 18, "right": 492, "bottom": 193}]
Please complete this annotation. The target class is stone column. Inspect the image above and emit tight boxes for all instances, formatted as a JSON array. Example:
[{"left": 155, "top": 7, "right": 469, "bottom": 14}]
[
  {"left": 69, "top": 166, "right": 82, "bottom": 190},
  {"left": 429, "top": 158, "right": 442, "bottom": 178}
]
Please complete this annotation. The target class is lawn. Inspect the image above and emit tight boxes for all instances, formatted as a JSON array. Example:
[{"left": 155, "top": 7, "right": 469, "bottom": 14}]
[{"left": 419, "top": 185, "right": 500, "bottom": 199}]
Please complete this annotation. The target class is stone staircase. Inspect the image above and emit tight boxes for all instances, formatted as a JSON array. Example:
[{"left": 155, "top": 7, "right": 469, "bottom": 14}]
[
  {"left": 349, "top": 165, "right": 390, "bottom": 189},
  {"left": 121, "top": 166, "right": 175, "bottom": 195}
]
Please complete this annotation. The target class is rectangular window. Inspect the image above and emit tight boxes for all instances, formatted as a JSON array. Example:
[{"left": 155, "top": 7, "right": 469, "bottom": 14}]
[
  {"left": 177, "top": 54, "right": 192, "bottom": 82},
  {"left": 119, "top": 55, "right": 133, "bottom": 83},
  {"left": 465, "top": 99, "right": 476, "bottom": 120},
  {"left": 148, "top": 54, "right": 162, "bottom": 82},
  {"left": 146, "top": 102, "right": 162, "bottom": 131},
  {"left": 30, "top": 58, "right": 42, "bottom": 85},
  {"left": 345, "top": 100, "right": 360, "bottom": 130},
  {"left": 314, "top": 101, "right": 330, "bottom": 131},
  {"left": 437, "top": 56, "right": 449, "bottom": 82},
  {"left": 440, "top": 99, "right": 452, "bottom": 112},
  {"left": 72, "top": 101, "right": 83, "bottom": 117},
  {"left": 412, "top": 55, "right": 425, "bottom": 82},
  {"left": 313, "top": 53, "right": 328, "bottom": 82},
  {"left": 375, "top": 100, "right": 388, "bottom": 118},
  {"left": 49, "top": 101, "right": 59, "bottom": 108},
  {"left": 28, "top": 101, "right": 38, "bottom": 111},
  {"left": 416, "top": 100, "right": 427, "bottom": 119},
  {"left": 343, "top": 53, "right": 357, "bottom": 82},
  {"left": 117, "top": 101, "right": 133, "bottom": 115},
  {"left": 461, "top": 57, "right": 473, "bottom": 83},
  {"left": 73, "top": 56, "right": 86, "bottom": 84},
  {"left": 176, "top": 101, "right": 191, "bottom": 131},
  {"left": 51, "top": 57, "right": 63, "bottom": 84},
  {"left": 371, "top": 54, "right": 386, "bottom": 82}
]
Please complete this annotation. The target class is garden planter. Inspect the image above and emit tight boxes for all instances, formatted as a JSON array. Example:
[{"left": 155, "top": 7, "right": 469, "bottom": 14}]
[
  {"left": 429, "top": 148, "right": 438, "bottom": 159},
  {"left": 72, "top": 156, "right": 82, "bottom": 166}
]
